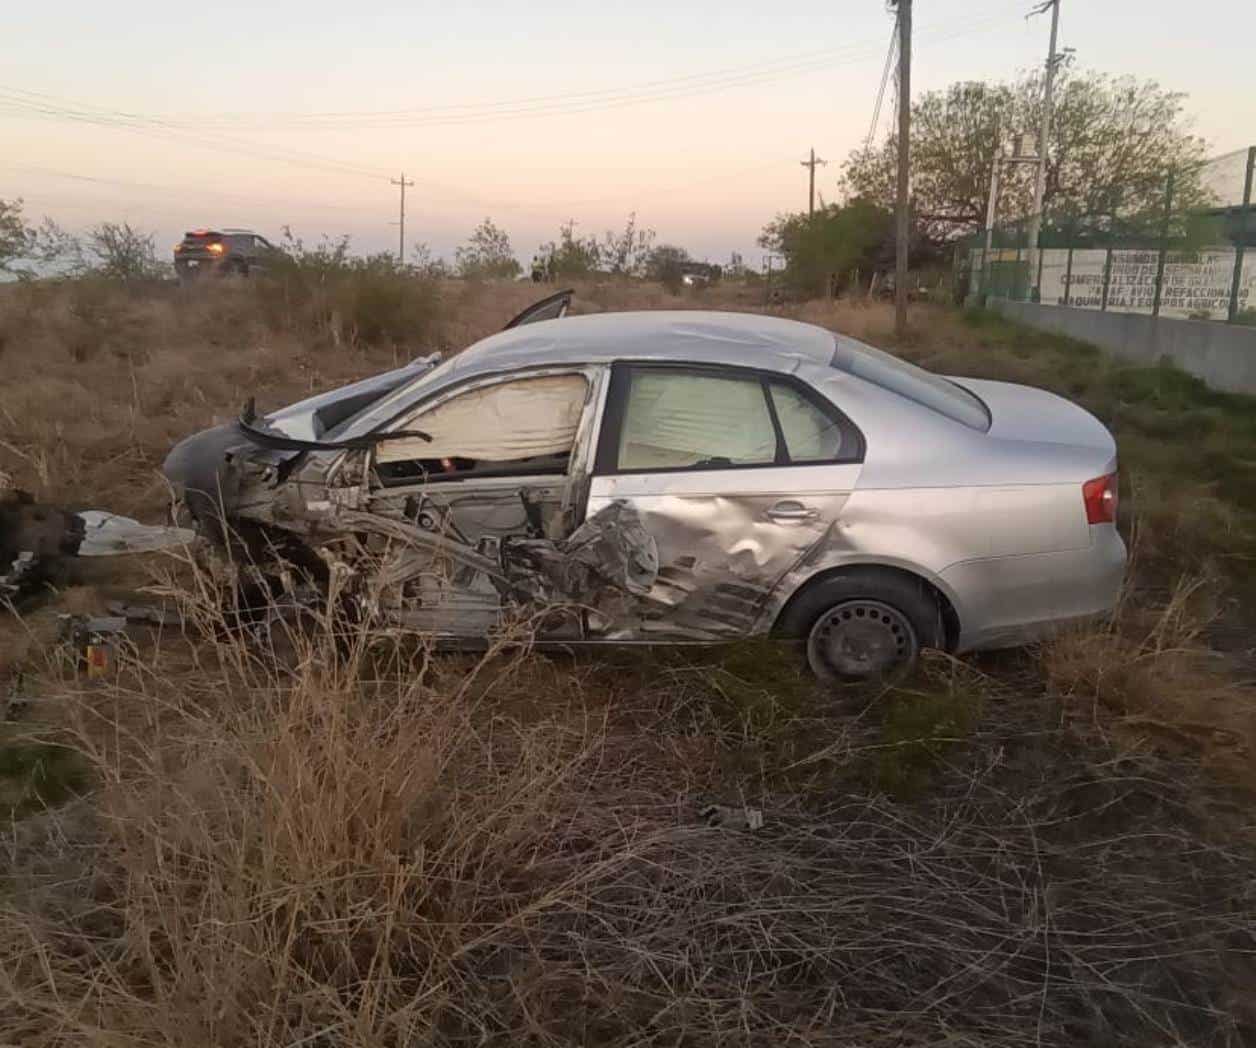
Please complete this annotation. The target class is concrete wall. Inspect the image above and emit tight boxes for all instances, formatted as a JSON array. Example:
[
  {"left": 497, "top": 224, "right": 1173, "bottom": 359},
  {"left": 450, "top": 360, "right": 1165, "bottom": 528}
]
[{"left": 989, "top": 299, "right": 1256, "bottom": 396}]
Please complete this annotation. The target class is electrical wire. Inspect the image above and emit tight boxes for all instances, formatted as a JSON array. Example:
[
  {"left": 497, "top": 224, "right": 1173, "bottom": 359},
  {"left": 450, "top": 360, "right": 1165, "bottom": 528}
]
[
  {"left": 0, "top": 8, "right": 1014, "bottom": 134},
  {"left": 865, "top": 15, "right": 898, "bottom": 152}
]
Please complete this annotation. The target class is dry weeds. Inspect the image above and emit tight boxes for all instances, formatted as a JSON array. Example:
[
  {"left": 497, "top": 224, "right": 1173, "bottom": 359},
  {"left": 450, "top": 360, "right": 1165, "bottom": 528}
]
[{"left": 2, "top": 275, "right": 1256, "bottom": 1045}]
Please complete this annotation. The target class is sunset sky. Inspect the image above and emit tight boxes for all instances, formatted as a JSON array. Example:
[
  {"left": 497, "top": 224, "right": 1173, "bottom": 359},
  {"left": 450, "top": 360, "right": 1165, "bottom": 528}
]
[{"left": 3, "top": 0, "right": 1253, "bottom": 267}]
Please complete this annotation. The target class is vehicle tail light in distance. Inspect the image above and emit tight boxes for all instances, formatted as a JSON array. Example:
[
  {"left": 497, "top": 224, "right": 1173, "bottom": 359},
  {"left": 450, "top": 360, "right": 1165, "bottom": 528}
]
[
  {"left": 1082, "top": 472, "right": 1118, "bottom": 524},
  {"left": 207, "top": 242, "right": 225, "bottom": 255}
]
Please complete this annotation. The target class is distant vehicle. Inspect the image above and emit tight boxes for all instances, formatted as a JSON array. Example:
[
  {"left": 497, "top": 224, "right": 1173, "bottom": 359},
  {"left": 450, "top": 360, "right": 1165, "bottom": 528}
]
[
  {"left": 163, "top": 297, "right": 1125, "bottom": 682},
  {"left": 174, "top": 229, "right": 278, "bottom": 280}
]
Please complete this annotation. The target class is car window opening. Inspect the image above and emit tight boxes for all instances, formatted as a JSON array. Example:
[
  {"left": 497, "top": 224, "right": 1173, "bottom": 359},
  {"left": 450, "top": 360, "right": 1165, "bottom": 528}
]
[
  {"left": 829, "top": 333, "right": 991, "bottom": 432},
  {"left": 375, "top": 373, "right": 589, "bottom": 482}
]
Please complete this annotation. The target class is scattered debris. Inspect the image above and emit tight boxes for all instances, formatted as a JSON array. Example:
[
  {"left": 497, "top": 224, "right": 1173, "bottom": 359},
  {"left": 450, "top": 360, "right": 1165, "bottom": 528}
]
[
  {"left": 0, "top": 551, "right": 39, "bottom": 602},
  {"left": 699, "top": 803, "right": 765, "bottom": 831},
  {"left": 0, "top": 492, "right": 197, "bottom": 609},
  {"left": 105, "top": 600, "right": 182, "bottom": 627},
  {"left": 59, "top": 614, "right": 128, "bottom": 679},
  {"left": 76, "top": 511, "right": 196, "bottom": 557}
]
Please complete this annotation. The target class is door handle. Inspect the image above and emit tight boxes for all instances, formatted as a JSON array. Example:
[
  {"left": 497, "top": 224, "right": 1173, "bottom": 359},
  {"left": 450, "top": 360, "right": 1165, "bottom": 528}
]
[{"left": 766, "top": 500, "right": 817, "bottom": 522}]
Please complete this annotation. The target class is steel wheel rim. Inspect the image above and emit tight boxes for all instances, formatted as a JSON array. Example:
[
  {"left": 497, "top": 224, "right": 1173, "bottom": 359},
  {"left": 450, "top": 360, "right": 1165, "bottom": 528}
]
[{"left": 807, "top": 599, "right": 918, "bottom": 680}]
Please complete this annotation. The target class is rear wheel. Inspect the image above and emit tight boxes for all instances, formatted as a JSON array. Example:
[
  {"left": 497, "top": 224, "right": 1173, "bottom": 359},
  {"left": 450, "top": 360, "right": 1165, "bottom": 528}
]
[{"left": 776, "top": 570, "right": 943, "bottom": 683}]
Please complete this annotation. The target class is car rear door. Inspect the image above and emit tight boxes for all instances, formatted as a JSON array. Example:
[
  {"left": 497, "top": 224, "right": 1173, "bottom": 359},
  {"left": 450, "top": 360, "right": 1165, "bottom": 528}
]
[{"left": 583, "top": 362, "right": 864, "bottom": 640}]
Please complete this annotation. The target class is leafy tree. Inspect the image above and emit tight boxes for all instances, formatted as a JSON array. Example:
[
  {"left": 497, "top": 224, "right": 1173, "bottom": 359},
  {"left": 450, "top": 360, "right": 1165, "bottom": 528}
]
[
  {"left": 455, "top": 218, "right": 521, "bottom": 279},
  {"left": 84, "top": 222, "right": 166, "bottom": 281},
  {"left": 0, "top": 200, "right": 81, "bottom": 278},
  {"left": 758, "top": 199, "right": 893, "bottom": 297},
  {"left": 0, "top": 199, "right": 27, "bottom": 276},
  {"left": 841, "top": 68, "right": 1210, "bottom": 243},
  {"left": 411, "top": 241, "right": 449, "bottom": 279},
  {"left": 537, "top": 220, "right": 602, "bottom": 279},
  {"left": 645, "top": 244, "right": 691, "bottom": 291},
  {"left": 600, "top": 213, "right": 656, "bottom": 276}
]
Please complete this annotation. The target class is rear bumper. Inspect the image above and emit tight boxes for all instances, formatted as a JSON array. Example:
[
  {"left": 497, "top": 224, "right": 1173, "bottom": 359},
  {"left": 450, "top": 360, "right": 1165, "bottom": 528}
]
[
  {"left": 942, "top": 524, "right": 1127, "bottom": 652},
  {"left": 175, "top": 257, "right": 228, "bottom": 276}
]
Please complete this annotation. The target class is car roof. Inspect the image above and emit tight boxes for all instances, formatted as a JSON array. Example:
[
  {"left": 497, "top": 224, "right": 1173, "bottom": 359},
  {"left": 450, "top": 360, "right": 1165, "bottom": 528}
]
[
  {"left": 441, "top": 310, "right": 836, "bottom": 384},
  {"left": 335, "top": 310, "right": 840, "bottom": 440}
]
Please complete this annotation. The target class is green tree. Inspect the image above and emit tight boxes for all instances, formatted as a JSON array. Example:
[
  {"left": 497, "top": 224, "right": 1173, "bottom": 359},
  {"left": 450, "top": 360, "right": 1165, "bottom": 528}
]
[
  {"left": 537, "top": 220, "right": 602, "bottom": 279},
  {"left": 455, "top": 218, "right": 521, "bottom": 279},
  {"left": 758, "top": 200, "right": 893, "bottom": 297},
  {"left": 84, "top": 222, "right": 166, "bottom": 281},
  {"left": 0, "top": 199, "right": 27, "bottom": 276},
  {"left": 645, "top": 244, "right": 690, "bottom": 291},
  {"left": 600, "top": 213, "right": 655, "bottom": 275},
  {"left": 841, "top": 68, "right": 1210, "bottom": 242}
]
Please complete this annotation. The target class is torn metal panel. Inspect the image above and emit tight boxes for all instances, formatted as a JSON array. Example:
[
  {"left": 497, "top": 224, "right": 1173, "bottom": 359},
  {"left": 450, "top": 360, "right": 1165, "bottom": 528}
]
[
  {"left": 584, "top": 482, "right": 854, "bottom": 641},
  {"left": 336, "top": 499, "right": 658, "bottom": 611},
  {"left": 500, "top": 499, "right": 659, "bottom": 604}
]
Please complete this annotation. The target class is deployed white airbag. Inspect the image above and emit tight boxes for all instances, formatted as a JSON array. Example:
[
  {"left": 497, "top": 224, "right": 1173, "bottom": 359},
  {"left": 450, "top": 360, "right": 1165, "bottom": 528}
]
[{"left": 376, "top": 374, "right": 589, "bottom": 463}]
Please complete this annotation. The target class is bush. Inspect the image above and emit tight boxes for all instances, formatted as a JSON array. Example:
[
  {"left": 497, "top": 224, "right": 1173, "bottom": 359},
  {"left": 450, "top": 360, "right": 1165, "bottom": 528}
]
[{"left": 256, "top": 232, "right": 442, "bottom": 348}]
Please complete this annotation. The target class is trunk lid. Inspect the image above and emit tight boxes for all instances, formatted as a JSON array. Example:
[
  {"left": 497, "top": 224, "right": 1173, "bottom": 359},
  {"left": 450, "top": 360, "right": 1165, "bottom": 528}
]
[{"left": 950, "top": 377, "right": 1116, "bottom": 456}]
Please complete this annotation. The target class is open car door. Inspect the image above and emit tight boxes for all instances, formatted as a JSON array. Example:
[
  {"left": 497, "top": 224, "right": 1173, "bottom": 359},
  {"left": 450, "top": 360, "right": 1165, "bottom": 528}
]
[{"left": 502, "top": 289, "right": 574, "bottom": 330}]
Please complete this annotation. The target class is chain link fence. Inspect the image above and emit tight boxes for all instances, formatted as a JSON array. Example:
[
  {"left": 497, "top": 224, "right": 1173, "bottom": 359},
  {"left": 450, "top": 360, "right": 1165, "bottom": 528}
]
[{"left": 959, "top": 147, "right": 1256, "bottom": 325}]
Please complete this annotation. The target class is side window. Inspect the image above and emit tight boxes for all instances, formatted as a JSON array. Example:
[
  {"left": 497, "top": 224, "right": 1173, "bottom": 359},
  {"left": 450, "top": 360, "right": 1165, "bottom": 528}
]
[
  {"left": 768, "top": 381, "right": 846, "bottom": 462},
  {"left": 375, "top": 373, "right": 589, "bottom": 482},
  {"left": 615, "top": 369, "right": 780, "bottom": 471}
]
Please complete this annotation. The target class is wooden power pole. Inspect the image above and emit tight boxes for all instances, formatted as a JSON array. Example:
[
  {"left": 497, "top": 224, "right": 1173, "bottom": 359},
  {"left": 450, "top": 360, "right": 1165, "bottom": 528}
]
[
  {"left": 390, "top": 172, "right": 415, "bottom": 262},
  {"left": 801, "top": 148, "right": 827, "bottom": 218},
  {"left": 892, "top": 0, "right": 912, "bottom": 338}
]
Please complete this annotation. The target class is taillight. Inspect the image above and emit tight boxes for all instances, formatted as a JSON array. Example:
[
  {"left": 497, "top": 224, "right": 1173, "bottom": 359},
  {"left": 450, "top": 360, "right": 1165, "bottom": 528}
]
[
  {"left": 207, "top": 242, "right": 225, "bottom": 255},
  {"left": 1082, "top": 472, "right": 1118, "bottom": 525}
]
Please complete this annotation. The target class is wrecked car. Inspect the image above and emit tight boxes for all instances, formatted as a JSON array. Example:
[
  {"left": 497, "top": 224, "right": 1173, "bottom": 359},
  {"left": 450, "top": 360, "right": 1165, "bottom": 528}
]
[{"left": 162, "top": 293, "right": 1126, "bottom": 680}]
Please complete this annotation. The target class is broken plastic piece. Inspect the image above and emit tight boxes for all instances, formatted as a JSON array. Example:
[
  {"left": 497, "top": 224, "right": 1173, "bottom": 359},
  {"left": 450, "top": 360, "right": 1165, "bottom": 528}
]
[{"left": 75, "top": 512, "right": 196, "bottom": 557}]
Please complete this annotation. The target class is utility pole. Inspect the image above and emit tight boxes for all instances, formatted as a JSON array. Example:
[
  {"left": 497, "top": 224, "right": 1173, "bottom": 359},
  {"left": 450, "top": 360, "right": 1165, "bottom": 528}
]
[
  {"left": 981, "top": 123, "right": 1002, "bottom": 299},
  {"left": 800, "top": 148, "right": 827, "bottom": 218},
  {"left": 891, "top": 0, "right": 912, "bottom": 338},
  {"left": 390, "top": 172, "right": 415, "bottom": 262},
  {"left": 1027, "top": 0, "right": 1061, "bottom": 301}
]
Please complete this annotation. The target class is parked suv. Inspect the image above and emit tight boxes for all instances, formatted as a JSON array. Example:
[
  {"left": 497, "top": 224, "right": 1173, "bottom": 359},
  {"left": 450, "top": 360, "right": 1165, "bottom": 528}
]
[{"left": 174, "top": 228, "right": 277, "bottom": 280}]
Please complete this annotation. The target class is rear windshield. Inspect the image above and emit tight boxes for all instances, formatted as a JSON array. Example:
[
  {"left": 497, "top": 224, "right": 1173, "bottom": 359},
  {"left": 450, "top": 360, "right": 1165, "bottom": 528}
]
[{"left": 829, "top": 334, "right": 991, "bottom": 432}]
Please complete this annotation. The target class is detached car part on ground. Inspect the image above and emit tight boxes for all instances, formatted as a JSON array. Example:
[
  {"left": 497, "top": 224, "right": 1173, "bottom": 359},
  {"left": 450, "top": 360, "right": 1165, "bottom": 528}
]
[
  {"left": 163, "top": 292, "right": 1125, "bottom": 680},
  {"left": 1, "top": 491, "right": 195, "bottom": 602}
]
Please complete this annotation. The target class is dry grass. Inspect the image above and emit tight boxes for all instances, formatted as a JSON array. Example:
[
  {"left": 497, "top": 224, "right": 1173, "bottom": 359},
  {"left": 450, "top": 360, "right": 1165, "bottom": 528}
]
[
  {"left": 3, "top": 581, "right": 1254, "bottom": 1047},
  {"left": 2, "top": 274, "right": 1256, "bottom": 1045}
]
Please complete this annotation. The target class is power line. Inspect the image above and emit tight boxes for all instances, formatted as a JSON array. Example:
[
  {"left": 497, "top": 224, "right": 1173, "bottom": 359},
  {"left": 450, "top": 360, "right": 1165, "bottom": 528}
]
[
  {"left": 865, "top": 14, "right": 898, "bottom": 152},
  {"left": 0, "top": 9, "right": 1016, "bottom": 135}
]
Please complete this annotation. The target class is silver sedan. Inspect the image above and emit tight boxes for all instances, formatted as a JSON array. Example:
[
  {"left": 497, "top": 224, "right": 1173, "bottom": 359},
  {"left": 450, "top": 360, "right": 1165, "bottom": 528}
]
[{"left": 163, "top": 300, "right": 1125, "bottom": 680}]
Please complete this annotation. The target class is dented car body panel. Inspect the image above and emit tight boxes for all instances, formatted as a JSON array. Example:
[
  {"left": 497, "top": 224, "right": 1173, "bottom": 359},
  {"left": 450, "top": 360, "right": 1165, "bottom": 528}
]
[{"left": 162, "top": 308, "right": 1126, "bottom": 653}]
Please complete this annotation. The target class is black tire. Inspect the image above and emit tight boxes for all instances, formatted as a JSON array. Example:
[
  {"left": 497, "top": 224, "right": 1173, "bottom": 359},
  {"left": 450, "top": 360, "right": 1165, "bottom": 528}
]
[{"left": 775, "top": 569, "right": 943, "bottom": 682}]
